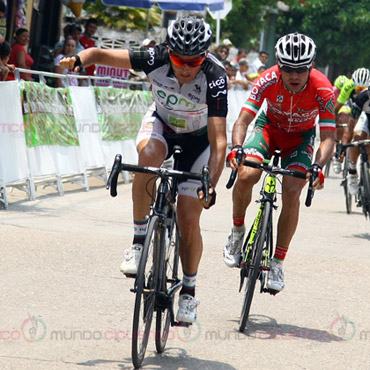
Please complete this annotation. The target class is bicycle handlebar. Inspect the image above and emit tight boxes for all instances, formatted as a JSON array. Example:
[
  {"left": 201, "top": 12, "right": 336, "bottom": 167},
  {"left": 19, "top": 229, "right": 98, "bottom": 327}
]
[
  {"left": 341, "top": 139, "right": 370, "bottom": 149},
  {"left": 226, "top": 147, "right": 244, "bottom": 189},
  {"left": 226, "top": 158, "right": 315, "bottom": 206},
  {"left": 106, "top": 154, "right": 211, "bottom": 201}
]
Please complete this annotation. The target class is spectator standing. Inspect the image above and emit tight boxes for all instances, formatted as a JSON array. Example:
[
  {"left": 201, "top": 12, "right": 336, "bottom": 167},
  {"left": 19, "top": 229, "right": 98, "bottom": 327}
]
[
  {"left": 53, "top": 37, "right": 78, "bottom": 87},
  {"left": 7, "top": 28, "right": 33, "bottom": 81},
  {"left": 80, "top": 18, "right": 98, "bottom": 77},
  {"left": 212, "top": 44, "right": 229, "bottom": 62},
  {"left": 232, "top": 48, "right": 248, "bottom": 64},
  {"left": 249, "top": 50, "right": 269, "bottom": 74},
  {"left": 71, "top": 24, "right": 84, "bottom": 54},
  {"left": 0, "top": 0, "right": 6, "bottom": 44},
  {"left": 232, "top": 58, "right": 251, "bottom": 90},
  {"left": 0, "top": 40, "right": 13, "bottom": 80}
]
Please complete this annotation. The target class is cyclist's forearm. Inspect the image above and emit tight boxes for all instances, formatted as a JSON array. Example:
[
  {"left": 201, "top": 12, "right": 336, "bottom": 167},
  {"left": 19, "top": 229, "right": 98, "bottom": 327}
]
[
  {"left": 232, "top": 110, "right": 254, "bottom": 146},
  {"left": 77, "top": 47, "right": 132, "bottom": 69},
  {"left": 208, "top": 116, "right": 227, "bottom": 186},
  {"left": 314, "top": 130, "right": 335, "bottom": 167}
]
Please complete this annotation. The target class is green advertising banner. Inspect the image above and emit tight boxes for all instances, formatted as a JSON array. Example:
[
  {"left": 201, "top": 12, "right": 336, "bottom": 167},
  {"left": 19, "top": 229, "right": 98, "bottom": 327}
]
[
  {"left": 22, "top": 82, "right": 79, "bottom": 147},
  {"left": 94, "top": 87, "right": 152, "bottom": 141}
]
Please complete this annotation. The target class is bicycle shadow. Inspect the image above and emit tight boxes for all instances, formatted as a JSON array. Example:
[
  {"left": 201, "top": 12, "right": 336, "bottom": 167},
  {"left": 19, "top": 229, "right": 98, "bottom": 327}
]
[
  {"left": 237, "top": 314, "right": 343, "bottom": 343},
  {"left": 349, "top": 232, "right": 370, "bottom": 241},
  {"left": 75, "top": 348, "right": 237, "bottom": 369}
]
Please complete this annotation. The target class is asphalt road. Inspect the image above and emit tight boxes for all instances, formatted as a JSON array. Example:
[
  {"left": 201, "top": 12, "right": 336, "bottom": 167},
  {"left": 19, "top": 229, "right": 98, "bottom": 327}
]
[{"left": 1, "top": 166, "right": 370, "bottom": 370}]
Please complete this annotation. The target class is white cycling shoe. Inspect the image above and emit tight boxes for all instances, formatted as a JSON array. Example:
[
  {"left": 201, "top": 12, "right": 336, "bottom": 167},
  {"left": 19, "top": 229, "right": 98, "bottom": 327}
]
[
  {"left": 267, "top": 260, "right": 285, "bottom": 291},
  {"left": 176, "top": 294, "right": 199, "bottom": 324},
  {"left": 120, "top": 244, "right": 143, "bottom": 275},
  {"left": 223, "top": 226, "right": 245, "bottom": 268}
]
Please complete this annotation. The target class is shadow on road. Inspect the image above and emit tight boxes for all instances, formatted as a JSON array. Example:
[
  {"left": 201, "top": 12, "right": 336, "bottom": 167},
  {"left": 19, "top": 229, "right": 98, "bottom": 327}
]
[
  {"left": 75, "top": 347, "right": 237, "bottom": 369},
  {"left": 239, "top": 314, "right": 343, "bottom": 343}
]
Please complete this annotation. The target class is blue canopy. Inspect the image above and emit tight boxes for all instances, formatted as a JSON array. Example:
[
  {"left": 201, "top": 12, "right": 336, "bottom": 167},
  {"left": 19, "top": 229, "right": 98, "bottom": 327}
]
[{"left": 101, "top": 0, "right": 224, "bottom": 11}]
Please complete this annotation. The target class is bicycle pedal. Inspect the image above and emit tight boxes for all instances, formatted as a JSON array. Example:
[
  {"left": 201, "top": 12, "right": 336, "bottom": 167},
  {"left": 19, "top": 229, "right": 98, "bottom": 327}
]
[
  {"left": 123, "top": 272, "right": 136, "bottom": 279},
  {"left": 265, "top": 288, "right": 279, "bottom": 296},
  {"left": 174, "top": 321, "right": 192, "bottom": 328}
]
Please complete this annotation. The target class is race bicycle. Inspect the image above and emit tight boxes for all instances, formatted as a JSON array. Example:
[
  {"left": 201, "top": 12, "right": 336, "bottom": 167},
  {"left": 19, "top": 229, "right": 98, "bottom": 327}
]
[
  {"left": 340, "top": 139, "right": 370, "bottom": 220},
  {"left": 107, "top": 146, "right": 210, "bottom": 369},
  {"left": 339, "top": 143, "right": 352, "bottom": 214},
  {"left": 226, "top": 149, "right": 315, "bottom": 332}
]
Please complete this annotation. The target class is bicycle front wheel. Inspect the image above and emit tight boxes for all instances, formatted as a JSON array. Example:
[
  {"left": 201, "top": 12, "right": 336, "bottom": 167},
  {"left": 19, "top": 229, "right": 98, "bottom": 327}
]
[
  {"left": 155, "top": 213, "right": 180, "bottom": 353},
  {"left": 132, "top": 215, "right": 161, "bottom": 369},
  {"left": 239, "top": 202, "right": 271, "bottom": 333},
  {"left": 342, "top": 149, "right": 352, "bottom": 214},
  {"left": 361, "top": 160, "right": 370, "bottom": 219}
]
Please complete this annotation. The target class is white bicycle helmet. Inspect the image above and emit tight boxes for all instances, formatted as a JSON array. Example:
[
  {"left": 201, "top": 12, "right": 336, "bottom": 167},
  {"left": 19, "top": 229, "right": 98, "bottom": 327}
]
[
  {"left": 166, "top": 16, "right": 212, "bottom": 56},
  {"left": 352, "top": 68, "right": 370, "bottom": 87},
  {"left": 275, "top": 32, "right": 316, "bottom": 68}
]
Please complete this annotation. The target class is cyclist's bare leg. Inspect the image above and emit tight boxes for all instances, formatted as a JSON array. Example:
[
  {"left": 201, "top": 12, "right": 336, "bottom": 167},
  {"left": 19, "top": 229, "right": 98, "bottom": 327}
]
[
  {"left": 276, "top": 175, "right": 306, "bottom": 249},
  {"left": 349, "top": 130, "right": 368, "bottom": 164},
  {"left": 133, "top": 138, "right": 167, "bottom": 222},
  {"left": 341, "top": 114, "right": 354, "bottom": 146},
  {"left": 232, "top": 165, "right": 262, "bottom": 219},
  {"left": 177, "top": 195, "right": 203, "bottom": 274}
]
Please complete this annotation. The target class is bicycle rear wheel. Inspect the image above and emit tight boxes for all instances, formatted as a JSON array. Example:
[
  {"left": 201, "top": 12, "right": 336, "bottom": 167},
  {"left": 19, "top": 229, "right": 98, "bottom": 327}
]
[
  {"left": 239, "top": 203, "right": 271, "bottom": 333},
  {"left": 155, "top": 213, "right": 180, "bottom": 353},
  {"left": 342, "top": 149, "right": 352, "bottom": 214},
  {"left": 132, "top": 215, "right": 160, "bottom": 369}
]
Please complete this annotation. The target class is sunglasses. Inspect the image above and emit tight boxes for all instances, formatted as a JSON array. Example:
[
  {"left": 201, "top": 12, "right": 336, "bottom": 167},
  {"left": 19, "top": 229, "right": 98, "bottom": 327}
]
[
  {"left": 169, "top": 51, "right": 206, "bottom": 68},
  {"left": 280, "top": 65, "right": 310, "bottom": 74}
]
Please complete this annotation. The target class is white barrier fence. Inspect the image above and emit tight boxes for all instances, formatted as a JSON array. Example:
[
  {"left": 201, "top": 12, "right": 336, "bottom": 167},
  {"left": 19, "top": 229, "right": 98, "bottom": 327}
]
[{"left": 0, "top": 74, "right": 251, "bottom": 209}]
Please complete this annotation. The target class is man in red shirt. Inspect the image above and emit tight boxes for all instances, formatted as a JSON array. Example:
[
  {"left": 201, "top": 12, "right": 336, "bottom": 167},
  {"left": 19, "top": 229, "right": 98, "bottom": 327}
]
[
  {"left": 224, "top": 32, "right": 335, "bottom": 292},
  {"left": 80, "top": 18, "right": 98, "bottom": 78}
]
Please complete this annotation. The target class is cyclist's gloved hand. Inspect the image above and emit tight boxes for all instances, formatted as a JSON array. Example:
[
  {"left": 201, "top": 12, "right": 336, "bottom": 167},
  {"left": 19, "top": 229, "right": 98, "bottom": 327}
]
[
  {"left": 309, "top": 164, "right": 324, "bottom": 190},
  {"left": 60, "top": 54, "right": 84, "bottom": 72},
  {"left": 226, "top": 145, "right": 244, "bottom": 169},
  {"left": 197, "top": 184, "right": 216, "bottom": 209}
]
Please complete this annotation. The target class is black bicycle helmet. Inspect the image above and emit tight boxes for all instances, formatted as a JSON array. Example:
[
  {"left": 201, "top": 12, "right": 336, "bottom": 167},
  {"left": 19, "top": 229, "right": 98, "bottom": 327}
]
[
  {"left": 166, "top": 16, "right": 212, "bottom": 56},
  {"left": 275, "top": 32, "right": 316, "bottom": 68}
]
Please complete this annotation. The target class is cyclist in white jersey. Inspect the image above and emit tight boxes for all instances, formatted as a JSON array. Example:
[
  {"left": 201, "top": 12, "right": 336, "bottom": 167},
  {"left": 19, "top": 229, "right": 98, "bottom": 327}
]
[{"left": 60, "top": 16, "right": 228, "bottom": 323}]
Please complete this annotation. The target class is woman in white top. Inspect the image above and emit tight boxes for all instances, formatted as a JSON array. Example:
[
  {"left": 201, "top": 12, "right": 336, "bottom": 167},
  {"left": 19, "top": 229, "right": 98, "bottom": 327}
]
[{"left": 54, "top": 37, "right": 79, "bottom": 87}]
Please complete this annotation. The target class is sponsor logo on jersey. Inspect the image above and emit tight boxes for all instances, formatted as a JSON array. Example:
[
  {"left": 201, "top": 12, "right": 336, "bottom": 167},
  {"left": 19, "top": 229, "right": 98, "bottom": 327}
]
[
  {"left": 156, "top": 89, "right": 196, "bottom": 110},
  {"left": 147, "top": 48, "right": 155, "bottom": 66},
  {"left": 249, "top": 71, "right": 278, "bottom": 102},
  {"left": 194, "top": 84, "right": 202, "bottom": 93},
  {"left": 277, "top": 95, "right": 284, "bottom": 103},
  {"left": 209, "top": 76, "right": 226, "bottom": 89}
]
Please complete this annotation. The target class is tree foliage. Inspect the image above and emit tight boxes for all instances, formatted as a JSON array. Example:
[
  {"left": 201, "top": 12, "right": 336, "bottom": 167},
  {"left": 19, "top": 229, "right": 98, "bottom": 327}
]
[
  {"left": 83, "top": 0, "right": 161, "bottom": 30},
  {"left": 277, "top": 0, "right": 370, "bottom": 75},
  {"left": 206, "top": 0, "right": 296, "bottom": 50}
]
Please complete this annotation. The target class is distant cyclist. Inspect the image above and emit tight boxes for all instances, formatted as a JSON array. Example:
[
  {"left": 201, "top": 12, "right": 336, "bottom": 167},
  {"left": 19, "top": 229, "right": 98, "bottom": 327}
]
[
  {"left": 60, "top": 16, "right": 227, "bottom": 324},
  {"left": 335, "top": 68, "right": 370, "bottom": 147},
  {"left": 347, "top": 85, "right": 370, "bottom": 195},
  {"left": 331, "top": 75, "right": 350, "bottom": 173},
  {"left": 223, "top": 32, "right": 335, "bottom": 292}
]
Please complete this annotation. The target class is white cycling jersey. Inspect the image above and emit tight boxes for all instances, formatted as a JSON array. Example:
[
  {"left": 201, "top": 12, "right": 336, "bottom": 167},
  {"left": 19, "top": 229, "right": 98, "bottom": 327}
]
[{"left": 129, "top": 44, "right": 228, "bottom": 133}]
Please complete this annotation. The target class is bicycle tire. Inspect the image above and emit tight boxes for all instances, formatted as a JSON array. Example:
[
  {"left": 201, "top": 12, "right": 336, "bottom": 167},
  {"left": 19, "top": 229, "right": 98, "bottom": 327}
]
[
  {"left": 155, "top": 214, "right": 180, "bottom": 353},
  {"left": 239, "top": 202, "right": 271, "bottom": 333},
  {"left": 342, "top": 149, "right": 352, "bottom": 214},
  {"left": 324, "top": 157, "right": 331, "bottom": 178},
  {"left": 361, "top": 161, "right": 370, "bottom": 219},
  {"left": 132, "top": 216, "right": 161, "bottom": 369}
]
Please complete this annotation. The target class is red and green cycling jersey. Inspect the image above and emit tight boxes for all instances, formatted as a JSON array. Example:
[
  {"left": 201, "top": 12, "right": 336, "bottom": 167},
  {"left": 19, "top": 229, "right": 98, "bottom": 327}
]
[{"left": 241, "top": 65, "right": 336, "bottom": 133}]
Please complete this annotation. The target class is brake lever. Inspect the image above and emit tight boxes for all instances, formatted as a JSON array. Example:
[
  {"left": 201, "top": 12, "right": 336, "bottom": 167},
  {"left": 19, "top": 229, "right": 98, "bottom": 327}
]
[
  {"left": 226, "top": 147, "right": 244, "bottom": 189},
  {"left": 201, "top": 165, "right": 210, "bottom": 203},
  {"left": 106, "top": 154, "right": 122, "bottom": 197}
]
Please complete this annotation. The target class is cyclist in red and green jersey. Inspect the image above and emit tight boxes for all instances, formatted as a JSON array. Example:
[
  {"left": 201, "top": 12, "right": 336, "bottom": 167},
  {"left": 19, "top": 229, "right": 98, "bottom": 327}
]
[{"left": 224, "top": 32, "right": 335, "bottom": 292}]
